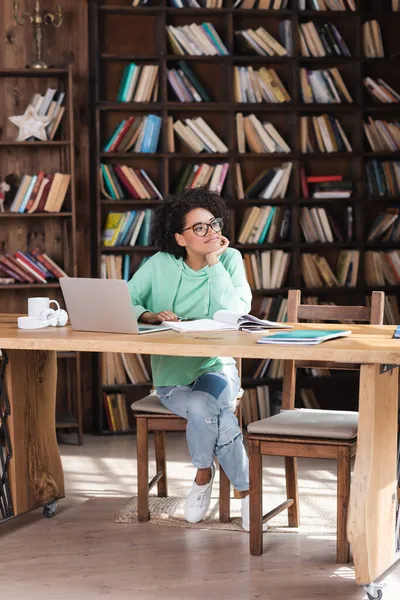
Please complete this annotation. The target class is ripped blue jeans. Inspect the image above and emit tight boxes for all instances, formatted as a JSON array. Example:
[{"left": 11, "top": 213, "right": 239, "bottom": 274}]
[{"left": 156, "top": 363, "right": 249, "bottom": 492}]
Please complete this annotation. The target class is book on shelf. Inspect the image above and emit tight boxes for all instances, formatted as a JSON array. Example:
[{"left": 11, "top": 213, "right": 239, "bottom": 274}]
[
  {"left": 236, "top": 113, "right": 291, "bottom": 154},
  {"left": 174, "top": 163, "right": 229, "bottom": 194},
  {"left": 242, "top": 250, "right": 291, "bottom": 289},
  {"left": 102, "top": 210, "right": 154, "bottom": 247},
  {"left": 237, "top": 161, "right": 293, "bottom": 200},
  {"left": 364, "top": 118, "right": 400, "bottom": 152},
  {"left": 300, "top": 206, "right": 348, "bottom": 243},
  {"left": 300, "top": 114, "right": 352, "bottom": 153},
  {"left": 100, "top": 164, "right": 162, "bottom": 201},
  {"left": 301, "top": 170, "right": 353, "bottom": 199},
  {"left": 299, "top": 22, "right": 351, "bottom": 58},
  {"left": 257, "top": 295, "right": 288, "bottom": 322},
  {"left": 257, "top": 329, "right": 352, "bottom": 345},
  {"left": 363, "top": 78, "right": 400, "bottom": 104},
  {"left": 300, "top": 68, "right": 353, "bottom": 104},
  {"left": 364, "top": 251, "right": 400, "bottom": 286},
  {"left": 238, "top": 206, "right": 291, "bottom": 244},
  {"left": 234, "top": 0, "right": 289, "bottom": 8},
  {"left": 168, "top": 61, "right": 212, "bottom": 103},
  {"left": 102, "top": 352, "right": 150, "bottom": 385},
  {"left": 234, "top": 66, "right": 291, "bottom": 104},
  {"left": 0, "top": 249, "right": 67, "bottom": 284},
  {"left": 363, "top": 21, "right": 384, "bottom": 58},
  {"left": 173, "top": 117, "right": 228, "bottom": 154},
  {"left": 299, "top": 0, "right": 356, "bottom": 10},
  {"left": 9, "top": 87, "right": 66, "bottom": 141},
  {"left": 116, "top": 64, "right": 159, "bottom": 103},
  {"left": 6, "top": 172, "right": 70, "bottom": 213},
  {"left": 365, "top": 160, "right": 400, "bottom": 197},
  {"left": 103, "top": 393, "right": 130, "bottom": 433},
  {"left": 168, "top": 0, "right": 225, "bottom": 6},
  {"left": 394, "top": 0, "right": 400, "bottom": 11},
  {"left": 164, "top": 309, "right": 292, "bottom": 334},
  {"left": 167, "top": 23, "right": 229, "bottom": 56},
  {"left": 234, "top": 25, "right": 291, "bottom": 57},
  {"left": 241, "top": 386, "right": 271, "bottom": 427},
  {"left": 301, "top": 251, "right": 359, "bottom": 288},
  {"left": 367, "top": 208, "right": 400, "bottom": 242},
  {"left": 103, "top": 115, "right": 162, "bottom": 154}
]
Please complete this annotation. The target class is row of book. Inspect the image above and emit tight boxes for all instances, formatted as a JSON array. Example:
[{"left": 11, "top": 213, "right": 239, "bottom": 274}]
[
  {"left": 234, "top": 0, "right": 288, "bottom": 7},
  {"left": 19, "top": 88, "right": 65, "bottom": 141},
  {"left": 300, "top": 114, "right": 352, "bottom": 153},
  {"left": 169, "top": 0, "right": 224, "bottom": 7},
  {"left": 173, "top": 116, "right": 228, "bottom": 153},
  {"left": 368, "top": 208, "right": 400, "bottom": 242},
  {"left": 300, "top": 172, "right": 352, "bottom": 199},
  {"left": 116, "top": 64, "right": 159, "bottom": 103},
  {"left": 364, "top": 77, "right": 400, "bottom": 104},
  {"left": 101, "top": 254, "right": 132, "bottom": 282},
  {"left": 104, "top": 394, "right": 130, "bottom": 433},
  {"left": 0, "top": 250, "right": 67, "bottom": 285},
  {"left": 168, "top": 61, "right": 211, "bottom": 102},
  {"left": 7, "top": 172, "right": 70, "bottom": 213},
  {"left": 236, "top": 161, "right": 293, "bottom": 200},
  {"left": 103, "top": 210, "right": 154, "bottom": 247},
  {"left": 235, "top": 25, "right": 289, "bottom": 57},
  {"left": 364, "top": 119, "right": 400, "bottom": 153},
  {"left": 102, "top": 352, "right": 150, "bottom": 386},
  {"left": 241, "top": 386, "right": 273, "bottom": 426},
  {"left": 363, "top": 21, "right": 384, "bottom": 58},
  {"left": 167, "top": 22, "right": 229, "bottom": 56},
  {"left": 300, "top": 68, "right": 353, "bottom": 104},
  {"left": 243, "top": 250, "right": 291, "bottom": 289},
  {"left": 100, "top": 164, "right": 162, "bottom": 201},
  {"left": 365, "top": 251, "right": 400, "bottom": 286},
  {"left": 103, "top": 115, "right": 162, "bottom": 154},
  {"left": 299, "top": 21, "right": 351, "bottom": 58},
  {"left": 300, "top": 206, "right": 351, "bottom": 243},
  {"left": 236, "top": 113, "right": 291, "bottom": 154},
  {"left": 301, "top": 251, "right": 359, "bottom": 288},
  {"left": 175, "top": 162, "right": 229, "bottom": 193},
  {"left": 366, "top": 160, "right": 400, "bottom": 198},
  {"left": 257, "top": 295, "right": 288, "bottom": 322},
  {"left": 234, "top": 66, "right": 291, "bottom": 104},
  {"left": 238, "top": 205, "right": 290, "bottom": 244},
  {"left": 299, "top": 0, "right": 356, "bottom": 9}
]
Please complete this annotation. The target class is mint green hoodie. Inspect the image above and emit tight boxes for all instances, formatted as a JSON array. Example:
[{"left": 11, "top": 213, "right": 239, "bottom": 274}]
[{"left": 127, "top": 248, "right": 252, "bottom": 387}]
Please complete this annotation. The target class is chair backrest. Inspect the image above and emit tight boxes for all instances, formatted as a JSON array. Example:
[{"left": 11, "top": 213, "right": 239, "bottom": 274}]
[{"left": 281, "top": 290, "right": 385, "bottom": 410}]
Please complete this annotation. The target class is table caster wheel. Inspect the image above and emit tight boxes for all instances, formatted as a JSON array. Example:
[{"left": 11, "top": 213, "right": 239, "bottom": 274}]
[
  {"left": 364, "top": 584, "right": 383, "bottom": 600},
  {"left": 43, "top": 500, "right": 58, "bottom": 518}
]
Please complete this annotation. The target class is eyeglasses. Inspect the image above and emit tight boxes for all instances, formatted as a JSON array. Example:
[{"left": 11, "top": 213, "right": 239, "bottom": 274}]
[{"left": 181, "top": 217, "right": 224, "bottom": 238}]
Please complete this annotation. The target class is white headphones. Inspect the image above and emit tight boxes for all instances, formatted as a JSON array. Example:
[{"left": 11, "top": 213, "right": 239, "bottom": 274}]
[{"left": 18, "top": 308, "right": 69, "bottom": 330}]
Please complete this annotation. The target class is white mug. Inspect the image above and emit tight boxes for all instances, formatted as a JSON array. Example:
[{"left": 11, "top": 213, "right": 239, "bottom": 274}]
[{"left": 28, "top": 297, "right": 60, "bottom": 319}]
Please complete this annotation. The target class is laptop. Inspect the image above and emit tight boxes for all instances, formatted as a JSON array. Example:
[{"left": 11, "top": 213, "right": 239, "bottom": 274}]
[{"left": 60, "top": 277, "right": 170, "bottom": 334}]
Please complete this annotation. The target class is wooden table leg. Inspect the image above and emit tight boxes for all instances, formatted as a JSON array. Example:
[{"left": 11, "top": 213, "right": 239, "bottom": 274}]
[
  {"left": 5, "top": 349, "right": 65, "bottom": 517},
  {"left": 348, "top": 364, "right": 399, "bottom": 585}
]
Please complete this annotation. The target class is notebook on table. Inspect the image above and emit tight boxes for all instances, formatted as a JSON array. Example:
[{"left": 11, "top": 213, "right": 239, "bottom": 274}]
[
  {"left": 257, "top": 329, "right": 352, "bottom": 346},
  {"left": 163, "top": 310, "right": 292, "bottom": 334}
]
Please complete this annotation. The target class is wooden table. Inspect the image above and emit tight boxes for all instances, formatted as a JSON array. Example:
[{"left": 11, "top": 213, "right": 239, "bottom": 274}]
[{"left": 1, "top": 314, "right": 399, "bottom": 590}]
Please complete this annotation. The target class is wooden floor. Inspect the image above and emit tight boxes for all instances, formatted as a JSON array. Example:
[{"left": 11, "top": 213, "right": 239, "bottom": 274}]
[{"left": 2, "top": 433, "right": 400, "bottom": 600}]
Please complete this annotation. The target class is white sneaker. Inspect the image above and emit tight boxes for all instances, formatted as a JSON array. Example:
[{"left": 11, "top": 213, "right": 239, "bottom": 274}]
[
  {"left": 241, "top": 495, "right": 269, "bottom": 533},
  {"left": 185, "top": 463, "right": 216, "bottom": 524}
]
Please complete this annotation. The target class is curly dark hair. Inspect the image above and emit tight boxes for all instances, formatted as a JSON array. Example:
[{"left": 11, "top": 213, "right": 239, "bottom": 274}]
[{"left": 152, "top": 187, "right": 229, "bottom": 258}]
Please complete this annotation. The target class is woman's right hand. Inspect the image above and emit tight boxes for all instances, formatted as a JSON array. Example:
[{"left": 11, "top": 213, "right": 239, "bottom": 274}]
[{"left": 140, "top": 310, "right": 180, "bottom": 324}]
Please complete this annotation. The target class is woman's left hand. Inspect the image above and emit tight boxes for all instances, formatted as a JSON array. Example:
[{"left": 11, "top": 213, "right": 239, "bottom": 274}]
[{"left": 205, "top": 236, "right": 230, "bottom": 266}]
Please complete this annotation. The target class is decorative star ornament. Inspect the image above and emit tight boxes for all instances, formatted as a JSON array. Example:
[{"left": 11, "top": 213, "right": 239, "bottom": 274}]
[{"left": 9, "top": 105, "right": 51, "bottom": 142}]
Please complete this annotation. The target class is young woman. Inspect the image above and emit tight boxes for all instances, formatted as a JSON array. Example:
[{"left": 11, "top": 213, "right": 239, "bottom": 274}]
[{"left": 128, "top": 187, "right": 254, "bottom": 529}]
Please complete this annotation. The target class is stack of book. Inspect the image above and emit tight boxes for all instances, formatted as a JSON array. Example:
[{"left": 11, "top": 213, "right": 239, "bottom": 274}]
[
  {"left": 174, "top": 163, "right": 229, "bottom": 193},
  {"left": 242, "top": 250, "right": 291, "bottom": 289},
  {"left": 103, "top": 115, "right": 162, "bottom": 154},
  {"left": 102, "top": 352, "right": 150, "bottom": 385},
  {"left": 367, "top": 208, "right": 400, "bottom": 242},
  {"left": 234, "top": 66, "right": 291, "bottom": 103},
  {"left": 363, "top": 21, "right": 384, "bottom": 58},
  {"left": 236, "top": 113, "right": 291, "bottom": 154},
  {"left": 299, "top": 0, "right": 356, "bottom": 9},
  {"left": 364, "top": 251, "right": 400, "bottom": 286},
  {"left": 301, "top": 172, "right": 353, "bottom": 200},
  {"left": 365, "top": 161, "right": 400, "bottom": 197},
  {"left": 236, "top": 162, "right": 293, "bottom": 200},
  {"left": 235, "top": 26, "right": 289, "bottom": 56},
  {"left": 11, "top": 87, "right": 65, "bottom": 141},
  {"left": 364, "top": 118, "right": 400, "bottom": 152},
  {"left": 173, "top": 117, "right": 228, "bottom": 153},
  {"left": 168, "top": 0, "right": 224, "bottom": 7},
  {"left": 300, "top": 115, "right": 352, "bottom": 153},
  {"left": 0, "top": 249, "right": 67, "bottom": 285},
  {"left": 300, "top": 68, "right": 353, "bottom": 104},
  {"left": 241, "top": 386, "right": 271, "bottom": 426},
  {"left": 363, "top": 78, "right": 400, "bottom": 104},
  {"left": 257, "top": 295, "right": 288, "bottom": 322},
  {"left": 103, "top": 393, "right": 130, "bottom": 433},
  {"left": 167, "top": 23, "right": 229, "bottom": 56},
  {"left": 100, "top": 164, "right": 162, "bottom": 200},
  {"left": 238, "top": 206, "right": 291, "bottom": 244},
  {"left": 299, "top": 22, "right": 351, "bottom": 57},
  {"left": 234, "top": 0, "right": 288, "bottom": 8},
  {"left": 116, "top": 64, "right": 159, "bottom": 102},
  {"left": 300, "top": 206, "right": 348, "bottom": 243},
  {"left": 301, "top": 251, "right": 359, "bottom": 288},
  {"left": 8, "top": 172, "right": 70, "bottom": 213},
  {"left": 167, "top": 61, "right": 211, "bottom": 102},
  {"left": 102, "top": 210, "right": 154, "bottom": 247}
]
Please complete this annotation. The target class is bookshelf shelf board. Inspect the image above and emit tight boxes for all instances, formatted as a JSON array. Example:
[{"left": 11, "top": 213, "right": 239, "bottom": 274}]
[
  {"left": 238, "top": 197, "right": 294, "bottom": 205},
  {"left": 233, "top": 103, "right": 295, "bottom": 112},
  {"left": 98, "top": 5, "right": 163, "bottom": 15},
  {"left": 166, "top": 102, "right": 230, "bottom": 111},
  {"left": 0, "top": 283, "right": 61, "bottom": 290},
  {"left": 250, "top": 288, "right": 291, "bottom": 296},
  {"left": 97, "top": 102, "right": 162, "bottom": 111},
  {"left": 298, "top": 197, "right": 355, "bottom": 204},
  {"left": 235, "top": 152, "right": 294, "bottom": 159},
  {"left": 366, "top": 196, "right": 400, "bottom": 202},
  {"left": 299, "top": 57, "right": 360, "bottom": 64},
  {"left": 363, "top": 57, "right": 400, "bottom": 64},
  {"left": 56, "top": 413, "right": 79, "bottom": 428},
  {"left": 100, "top": 199, "right": 163, "bottom": 206},
  {"left": 168, "top": 7, "right": 230, "bottom": 15},
  {"left": 242, "top": 377, "right": 283, "bottom": 386},
  {"left": 165, "top": 55, "right": 232, "bottom": 63},
  {"left": 100, "top": 54, "right": 161, "bottom": 62},
  {"left": 101, "top": 246, "right": 157, "bottom": 253},
  {"left": 0, "top": 68, "right": 69, "bottom": 77},
  {"left": 365, "top": 105, "right": 400, "bottom": 112},
  {"left": 365, "top": 242, "right": 400, "bottom": 249},
  {"left": 0, "top": 212, "right": 73, "bottom": 218},
  {"left": 363, "top": 151, "right": 400, "bottom": 158},
  {"left": 298, "top": 104, "right": 360, "bottom": 112},
  {"left": 300, "top": 287, "right": 360, "bottom": 294},
  {"left": 103, "top": 383, "right": 152, "bottom": 392},
  {"left": 233, "top": 9, "right": 292, "bottom": 16},
  {"left": 300, "top": 242, "right": 357, "bottom": 250},
  {"left": 235, "top": 243, "right": 292, "bottom": 250},
  {"left": 301, "top": 152, "right": 358, "bottom": 159},
  {"left": 299, "top": 10, "right": 360, "bottom": 18},
  {"left": 365, "top": 285, "right": 400, "bottom": 292},
  {"left": 0, "top": 141, "right": 70, "bottom": 147},
  {"left": 100, "top": 152, "right": 165, "bottom": 159},
  {"left": 233, "top": 56, "right": 294, "bottom": 64}
]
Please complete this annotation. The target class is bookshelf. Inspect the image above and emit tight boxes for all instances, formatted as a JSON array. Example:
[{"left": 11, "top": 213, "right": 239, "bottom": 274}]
[
  {"left": 89, "top": 0, "right": 400, "bottom": 433},
  {"left": 0, "top": 67, "right": 82, "bottom": 443}
]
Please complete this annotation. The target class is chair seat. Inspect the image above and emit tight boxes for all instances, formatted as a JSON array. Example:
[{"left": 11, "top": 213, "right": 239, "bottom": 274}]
[
  {"left": 131, "top": 392, "right": 174, "bottom": 415},
  {"left": 247, "top": 409, "right": 358, "bottom": 440}
]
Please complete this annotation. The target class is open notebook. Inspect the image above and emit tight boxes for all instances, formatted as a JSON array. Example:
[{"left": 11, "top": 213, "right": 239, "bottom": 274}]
[{"left": 163, "top": 310, "right": 292, "bottom": 334}]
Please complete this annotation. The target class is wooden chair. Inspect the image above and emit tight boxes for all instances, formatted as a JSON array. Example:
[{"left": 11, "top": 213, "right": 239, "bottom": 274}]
[
  {"left": 247, "top": 290, "right": 385, "bottom": 564},
  {"left": 131, "top": 360, "right": 243, "bottom": 523}
]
